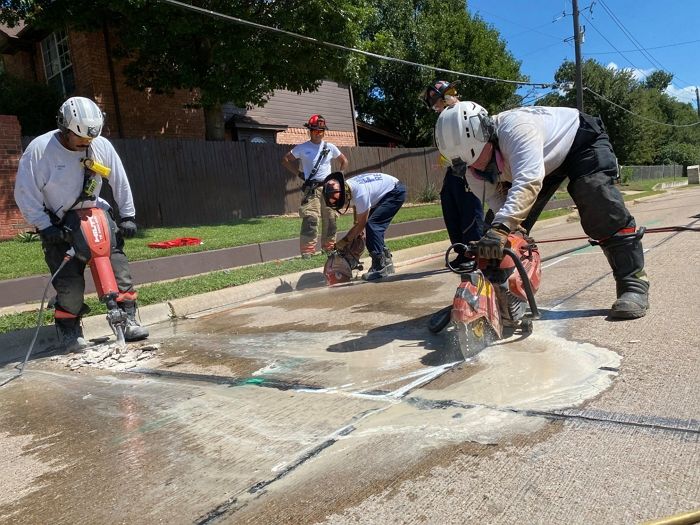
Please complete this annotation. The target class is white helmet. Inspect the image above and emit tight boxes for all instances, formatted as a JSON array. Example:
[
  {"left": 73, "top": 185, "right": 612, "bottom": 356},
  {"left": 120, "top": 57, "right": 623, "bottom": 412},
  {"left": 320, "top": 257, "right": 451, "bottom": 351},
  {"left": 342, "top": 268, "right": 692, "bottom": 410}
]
[
  {"left": 56, "top": 97, "right": 104, "bottom": 138},
  {"left": 434, "top": 100, "right": 492, "bottom": 165}
]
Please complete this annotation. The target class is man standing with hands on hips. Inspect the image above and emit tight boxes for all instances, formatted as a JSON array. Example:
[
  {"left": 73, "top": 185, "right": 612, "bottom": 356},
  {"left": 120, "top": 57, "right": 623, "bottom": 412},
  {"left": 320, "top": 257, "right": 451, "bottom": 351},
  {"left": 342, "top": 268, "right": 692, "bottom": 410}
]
[{"left": 282, "top": 114, "right": 348, "bottom": 258}]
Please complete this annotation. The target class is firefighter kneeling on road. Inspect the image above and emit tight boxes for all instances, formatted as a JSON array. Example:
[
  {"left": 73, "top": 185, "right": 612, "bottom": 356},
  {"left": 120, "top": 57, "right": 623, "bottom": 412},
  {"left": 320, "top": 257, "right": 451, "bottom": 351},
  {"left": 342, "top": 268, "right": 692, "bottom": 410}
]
[
  {"left": 435, "top": 101, "right": 650, "bottom": 319},
  {"left": 14, "top": 96, "right": 149, "bottom": 352},
  {"left": 322, "top": 172, "right": 406, "bottom": 281}
]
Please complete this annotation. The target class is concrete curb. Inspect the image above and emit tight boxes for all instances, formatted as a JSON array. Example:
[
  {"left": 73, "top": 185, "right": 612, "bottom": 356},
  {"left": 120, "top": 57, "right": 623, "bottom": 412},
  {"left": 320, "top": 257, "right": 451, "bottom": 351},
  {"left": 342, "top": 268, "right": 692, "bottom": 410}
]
[{"left": 0, "top": 241, "right": 448, "bottom": 360}]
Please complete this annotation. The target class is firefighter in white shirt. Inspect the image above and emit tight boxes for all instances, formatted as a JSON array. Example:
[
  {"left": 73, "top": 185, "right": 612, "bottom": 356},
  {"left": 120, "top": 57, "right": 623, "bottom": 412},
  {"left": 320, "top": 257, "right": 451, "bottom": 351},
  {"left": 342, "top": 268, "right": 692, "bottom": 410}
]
[
  {"left": 435, "top": 101, "right": 649, "bottom": 319},
  {"left": 14, "top": 96, "right": 148, "bottom": 351},
  {"left": 322, "top": 172, "right": 406, "bottom": 281},
  {"left": 282, "top": 115, "right": 349, "bottom": 257}
]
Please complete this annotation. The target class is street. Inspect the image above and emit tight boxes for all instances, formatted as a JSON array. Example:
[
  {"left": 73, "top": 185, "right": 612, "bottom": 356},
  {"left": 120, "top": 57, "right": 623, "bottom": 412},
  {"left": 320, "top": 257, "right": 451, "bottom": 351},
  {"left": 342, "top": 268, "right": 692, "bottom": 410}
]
[{"left": 1, "top": 188, "right": 698, "bottom": 525}]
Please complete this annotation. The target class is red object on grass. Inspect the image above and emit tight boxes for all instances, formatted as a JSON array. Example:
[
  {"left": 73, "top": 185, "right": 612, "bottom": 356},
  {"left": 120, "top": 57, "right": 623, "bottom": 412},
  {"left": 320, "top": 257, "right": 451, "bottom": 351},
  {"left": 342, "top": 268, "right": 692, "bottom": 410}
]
[{"left": 147, "top": 237, "right": 203, "bottom": 249}]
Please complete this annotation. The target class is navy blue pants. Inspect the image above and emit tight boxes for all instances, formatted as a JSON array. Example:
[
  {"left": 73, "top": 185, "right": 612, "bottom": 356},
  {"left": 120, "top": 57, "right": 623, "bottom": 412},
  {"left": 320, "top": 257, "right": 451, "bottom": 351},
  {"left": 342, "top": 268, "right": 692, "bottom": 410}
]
[
  {"left": 440, "top": 163, "right": 484, "bottom": 250},
  {"left": 366, "top": 183, "right": 407, "bottom": 255}
]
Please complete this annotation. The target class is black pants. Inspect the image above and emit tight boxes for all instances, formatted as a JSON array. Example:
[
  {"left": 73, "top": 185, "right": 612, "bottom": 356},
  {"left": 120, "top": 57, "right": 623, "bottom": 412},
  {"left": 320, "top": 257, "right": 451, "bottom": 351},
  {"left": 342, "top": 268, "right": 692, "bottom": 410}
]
[
  {"left": 521, "top": 113, "right": 634, "bottom": 240},
  {"left": 440, "top": 163, "right": 485, "bottom": 247},
  {"left": 43, "top": 210, "right": 135, "bottom": 316}
]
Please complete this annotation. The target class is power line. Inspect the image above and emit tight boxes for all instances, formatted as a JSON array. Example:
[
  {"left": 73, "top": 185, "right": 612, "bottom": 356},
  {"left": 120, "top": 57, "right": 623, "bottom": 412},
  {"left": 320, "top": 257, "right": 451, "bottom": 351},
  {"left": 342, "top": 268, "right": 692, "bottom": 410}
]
[
  {"left": 584, "top": 87, "right": 700, "bottom": 128},
  {"left": 586, "top": 38, "right": 700, "bottom": 55},
  {"left": 156, "top": 0, "right": 700, "bottom": 127},
  {"left": 597, "top": 0, "right": 695, "bottom": 88},
  {"left": 156, "top": 0, "right": 554, "bottom": 88}
]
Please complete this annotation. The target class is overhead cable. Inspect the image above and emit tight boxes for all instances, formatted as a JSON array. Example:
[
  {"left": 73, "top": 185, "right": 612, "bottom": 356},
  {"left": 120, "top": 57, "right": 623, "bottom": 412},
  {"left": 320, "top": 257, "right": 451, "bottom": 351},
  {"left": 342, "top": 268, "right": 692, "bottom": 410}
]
[{"left": 157, "top": 0, "right": 555, "bottom": 88}]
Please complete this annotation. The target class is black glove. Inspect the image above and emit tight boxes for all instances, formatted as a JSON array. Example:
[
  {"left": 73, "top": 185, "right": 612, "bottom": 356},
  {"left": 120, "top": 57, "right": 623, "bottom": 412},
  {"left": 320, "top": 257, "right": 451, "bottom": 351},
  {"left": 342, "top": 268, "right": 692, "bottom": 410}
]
[
  {"left": 119, "top": 217, "right": 137, "bottom": 238},
  {"left": 39, "top": 225, "right": 66, "bottom": 245},
  {"left": 477, "top": 223, "right": 510, "bottom": 260}
]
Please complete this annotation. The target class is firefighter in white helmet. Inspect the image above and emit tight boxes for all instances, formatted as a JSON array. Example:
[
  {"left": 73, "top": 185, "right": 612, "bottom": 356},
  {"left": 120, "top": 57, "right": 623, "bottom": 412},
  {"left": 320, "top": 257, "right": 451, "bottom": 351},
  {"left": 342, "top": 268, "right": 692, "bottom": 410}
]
[
  {"left": 435, "top": 101, "right": 649, "bottom": 319},
  {"left": 14, "top": 96, "right": 149, "bottom": 351}
]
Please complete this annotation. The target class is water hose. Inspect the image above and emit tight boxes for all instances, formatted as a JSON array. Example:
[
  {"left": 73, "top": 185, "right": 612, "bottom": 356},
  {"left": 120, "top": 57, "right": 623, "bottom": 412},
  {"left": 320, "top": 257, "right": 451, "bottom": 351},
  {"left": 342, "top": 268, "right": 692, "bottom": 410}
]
[{"left": 0, "top": 248, "right": 74, "bottom": 388}]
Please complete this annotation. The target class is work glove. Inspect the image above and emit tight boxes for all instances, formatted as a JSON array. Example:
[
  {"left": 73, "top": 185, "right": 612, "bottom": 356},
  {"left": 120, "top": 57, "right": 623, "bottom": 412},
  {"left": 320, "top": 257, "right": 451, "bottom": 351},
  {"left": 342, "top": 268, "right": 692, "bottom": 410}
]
[
  {"left": 40, "top": 225, "right": 66, "bottom": 245},
  {"left": 335, "top": 237, "right": 350, "bottom": 252},
  {"left": 477, "top": 224, "right": 510, "bottom": 260},
  {"left": 119, "top": 217, "right": 137, "bottom": 239}
]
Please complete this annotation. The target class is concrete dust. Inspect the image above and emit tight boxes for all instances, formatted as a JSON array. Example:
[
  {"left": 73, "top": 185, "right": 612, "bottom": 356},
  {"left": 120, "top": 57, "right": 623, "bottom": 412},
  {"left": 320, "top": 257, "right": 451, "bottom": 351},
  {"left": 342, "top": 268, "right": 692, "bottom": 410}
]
[{"left": 50, "top": 342, "right": 160, "bottom": 371}]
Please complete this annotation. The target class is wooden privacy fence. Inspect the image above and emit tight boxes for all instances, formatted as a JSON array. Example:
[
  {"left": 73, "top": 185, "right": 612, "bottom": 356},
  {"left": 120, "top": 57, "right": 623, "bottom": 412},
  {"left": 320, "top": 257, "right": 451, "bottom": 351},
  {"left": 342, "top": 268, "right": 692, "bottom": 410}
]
[{"left": 106, "top": 140, "right": 445, "bottom": 227}]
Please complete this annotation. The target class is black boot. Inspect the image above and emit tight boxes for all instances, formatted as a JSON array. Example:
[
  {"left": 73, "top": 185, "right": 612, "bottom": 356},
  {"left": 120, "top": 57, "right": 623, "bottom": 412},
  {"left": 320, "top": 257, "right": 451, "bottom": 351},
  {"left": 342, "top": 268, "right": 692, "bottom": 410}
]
[
  {"left": 362, "top": 252, "right": 391, "bottom": 281},
  {"left": 118, "top": 300, "right": 149, "bottom": 341},
  {"left": 600, "top": 231, "right": 649, "bottom": 319},
  {"left": 383, "top": 247, "right": 395, "bottom": 275},
  {"left": 56, "top": 317, "right": 88, "bottom": 353}
]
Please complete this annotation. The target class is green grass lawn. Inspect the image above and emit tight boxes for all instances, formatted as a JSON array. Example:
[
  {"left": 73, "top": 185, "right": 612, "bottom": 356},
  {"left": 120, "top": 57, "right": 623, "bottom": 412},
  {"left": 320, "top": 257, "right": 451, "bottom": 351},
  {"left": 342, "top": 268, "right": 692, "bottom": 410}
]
[{"left": 0, "top": 178, "right": 683, "bottom": 336}]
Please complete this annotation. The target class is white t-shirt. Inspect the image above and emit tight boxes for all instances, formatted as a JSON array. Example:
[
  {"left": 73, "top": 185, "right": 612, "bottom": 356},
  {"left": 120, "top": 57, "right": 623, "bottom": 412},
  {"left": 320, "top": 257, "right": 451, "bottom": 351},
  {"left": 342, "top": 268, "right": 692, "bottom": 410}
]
[
  {"left": 465, "top": 106, "right": 580, "bottom": 231},
  {"left": 14, "top": 130, "right": 136, "bottom": 230},
  {"left": 346, "top": 173, "right": 399, "bottom": 215},
  {"left": 290, "top": 140, "right": 342, "bottom": 183}
]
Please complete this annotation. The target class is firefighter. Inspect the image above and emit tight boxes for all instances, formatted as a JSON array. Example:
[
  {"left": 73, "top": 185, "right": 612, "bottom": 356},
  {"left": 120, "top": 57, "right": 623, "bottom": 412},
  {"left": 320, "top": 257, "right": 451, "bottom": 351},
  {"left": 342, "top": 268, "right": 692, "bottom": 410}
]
[
  {"left": 435, "top": 101, "right": 649, "bottom": 319},
  {"left": 421, "top": 81, "right": 485, "bottom": 267},
  {"left": 282, "top": 115, "right": 349, "bottom": 257},
  {"left": 14, "top": 96, "right": 149, "bottom": 351},
  {"left": 322, "top": 172, "right": 406, "bottom": 281}
]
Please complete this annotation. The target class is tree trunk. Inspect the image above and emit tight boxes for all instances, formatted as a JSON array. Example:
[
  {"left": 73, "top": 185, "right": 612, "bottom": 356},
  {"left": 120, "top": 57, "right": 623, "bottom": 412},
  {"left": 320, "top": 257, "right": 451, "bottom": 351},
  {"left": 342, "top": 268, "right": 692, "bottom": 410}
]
[{"left": 203, "top": 103, "right": 225, "bottom": 141}]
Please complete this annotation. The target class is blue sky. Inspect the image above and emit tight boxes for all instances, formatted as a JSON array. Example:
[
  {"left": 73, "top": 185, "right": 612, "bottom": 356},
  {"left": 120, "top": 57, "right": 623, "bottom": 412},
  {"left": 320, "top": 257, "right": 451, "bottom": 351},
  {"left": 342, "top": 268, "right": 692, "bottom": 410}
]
[{"left": 466, "top": 0, "right": 700, "bottom": 111}]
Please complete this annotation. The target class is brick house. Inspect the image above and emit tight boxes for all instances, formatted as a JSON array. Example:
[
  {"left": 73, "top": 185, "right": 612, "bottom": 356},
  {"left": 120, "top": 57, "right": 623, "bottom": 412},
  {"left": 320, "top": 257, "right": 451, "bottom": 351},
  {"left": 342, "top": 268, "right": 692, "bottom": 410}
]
[
  {"left": 0, "top": 24, "right": 358, "bottom": 144},
  {"left": 0, "top": 23, "right": 361, "bottom": 238}
]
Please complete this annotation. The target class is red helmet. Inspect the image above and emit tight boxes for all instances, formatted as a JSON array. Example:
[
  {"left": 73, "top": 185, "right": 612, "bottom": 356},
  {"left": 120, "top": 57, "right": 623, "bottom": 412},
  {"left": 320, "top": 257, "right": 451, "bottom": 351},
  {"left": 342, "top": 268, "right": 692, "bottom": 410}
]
[{"left": 304, "top": 114, "right": 328, "bottom": 130}]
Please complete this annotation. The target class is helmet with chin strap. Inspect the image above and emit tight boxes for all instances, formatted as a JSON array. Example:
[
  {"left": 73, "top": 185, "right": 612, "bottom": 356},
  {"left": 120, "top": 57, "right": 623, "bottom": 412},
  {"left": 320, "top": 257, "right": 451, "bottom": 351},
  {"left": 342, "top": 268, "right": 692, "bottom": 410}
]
[
  {"left": 421, "top": 80, "right": 460, "bottom": 109},
  {"left": 322, "top": 171, "right": 348, "bottom": 212},
  {"left": 434, "top": 100, "right": 493, "bottom": 165},
  {"left": 304, "top": 114, "right": 328, "bottom": 131},
  {"left": 56, "top": 97, "right": 104, "bottom": 138}
]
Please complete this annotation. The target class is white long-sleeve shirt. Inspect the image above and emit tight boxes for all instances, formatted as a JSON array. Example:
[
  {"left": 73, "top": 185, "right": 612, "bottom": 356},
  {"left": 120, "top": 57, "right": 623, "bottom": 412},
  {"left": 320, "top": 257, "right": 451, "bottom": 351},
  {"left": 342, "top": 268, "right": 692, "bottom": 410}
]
[
  {"left": 14, "top": 130, "right": 136, "bottom": 231},
  {"left": 465, "top": 106, "right": 580, "bottom": 232}
]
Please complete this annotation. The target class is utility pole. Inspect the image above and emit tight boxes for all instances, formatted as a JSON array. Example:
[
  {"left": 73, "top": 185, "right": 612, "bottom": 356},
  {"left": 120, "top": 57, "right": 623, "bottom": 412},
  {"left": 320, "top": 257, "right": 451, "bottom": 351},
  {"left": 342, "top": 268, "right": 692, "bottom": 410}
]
[
  {"left": 572, "top": 0, "right": 584, "bottom": 111},
  {"left": 696, "top": 87, "right": 700, "bottom": 118}
]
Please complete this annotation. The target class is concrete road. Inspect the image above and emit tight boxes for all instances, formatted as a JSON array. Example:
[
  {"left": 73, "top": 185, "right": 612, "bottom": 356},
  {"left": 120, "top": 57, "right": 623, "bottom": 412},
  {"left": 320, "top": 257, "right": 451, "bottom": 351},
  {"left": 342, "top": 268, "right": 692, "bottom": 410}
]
[{"left": 1, "top": 188, "right": 698, "bottom": 525}]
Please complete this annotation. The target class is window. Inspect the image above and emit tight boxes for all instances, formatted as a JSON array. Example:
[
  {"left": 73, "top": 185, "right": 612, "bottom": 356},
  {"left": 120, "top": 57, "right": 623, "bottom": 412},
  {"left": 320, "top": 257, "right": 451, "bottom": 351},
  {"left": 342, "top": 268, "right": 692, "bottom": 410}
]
[{"left": 41, "top": 30, "right": 75, "bottom": 97}]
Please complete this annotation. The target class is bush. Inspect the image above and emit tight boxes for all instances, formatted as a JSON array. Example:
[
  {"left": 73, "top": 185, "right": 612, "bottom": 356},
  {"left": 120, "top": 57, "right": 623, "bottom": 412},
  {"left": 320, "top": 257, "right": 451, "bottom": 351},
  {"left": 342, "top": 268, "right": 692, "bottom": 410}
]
[
  {"left": 654, "top": 142, "right": 700, "bottom": 167},
  {"left": 0, "top": 73, "right": 63, "bottom": 136},
  {"left": 417, "top": 181, "right": 440, "bottom": 203}
]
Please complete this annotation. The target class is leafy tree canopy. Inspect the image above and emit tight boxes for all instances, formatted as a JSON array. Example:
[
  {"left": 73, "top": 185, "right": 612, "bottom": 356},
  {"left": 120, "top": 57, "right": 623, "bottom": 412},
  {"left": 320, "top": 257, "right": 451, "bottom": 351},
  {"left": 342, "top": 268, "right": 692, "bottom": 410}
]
[
  {"left": 538, "top": 59, "right": 700, "bottom": 164},
  {"left": 353, "top": 0, "right": 525, "bottom": 147},
  {"left": 0, "top": 0, "right": 373, "bottom": 139}
]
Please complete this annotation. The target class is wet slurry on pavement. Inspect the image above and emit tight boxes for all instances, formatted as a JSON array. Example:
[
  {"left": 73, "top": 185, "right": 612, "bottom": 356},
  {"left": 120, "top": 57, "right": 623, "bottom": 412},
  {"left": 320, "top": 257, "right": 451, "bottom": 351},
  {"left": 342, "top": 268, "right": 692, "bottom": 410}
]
[{"left": 1, "top": 189, "right": 698, "bottom": 524}]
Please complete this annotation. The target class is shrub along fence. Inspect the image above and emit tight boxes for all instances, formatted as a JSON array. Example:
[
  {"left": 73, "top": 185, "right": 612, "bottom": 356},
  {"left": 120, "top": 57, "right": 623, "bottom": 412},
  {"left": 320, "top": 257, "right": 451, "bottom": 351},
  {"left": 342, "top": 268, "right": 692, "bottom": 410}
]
[{"left": 104, "top": 140, "right": 444, "bottom": 228}]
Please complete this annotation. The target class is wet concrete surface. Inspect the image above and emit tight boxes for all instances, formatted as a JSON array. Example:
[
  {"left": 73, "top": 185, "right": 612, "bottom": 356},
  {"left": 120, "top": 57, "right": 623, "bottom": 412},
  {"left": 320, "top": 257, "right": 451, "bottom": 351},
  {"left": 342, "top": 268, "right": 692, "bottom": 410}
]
[{"left": 1, "top": 189, "right": 699, "bottom": 524}]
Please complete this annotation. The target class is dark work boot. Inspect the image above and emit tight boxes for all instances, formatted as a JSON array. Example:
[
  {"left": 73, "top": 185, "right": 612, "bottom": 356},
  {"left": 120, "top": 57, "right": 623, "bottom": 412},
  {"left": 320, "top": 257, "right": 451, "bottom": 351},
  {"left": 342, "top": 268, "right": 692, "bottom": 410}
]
[
  {"left": 119, "top": 300, "right": 149, "bottom": 341},
  {"left": 362, "top": 252, "right": 391, "bottom": 281},
  {"left": 383, "top": 247, "right": 395, "bottom": 275},
  {"left": 56, "top": 317, "right": 88, "bottom": 353},
  {"left": 600, "top": 232, "right": 649, "bottom": 319}
]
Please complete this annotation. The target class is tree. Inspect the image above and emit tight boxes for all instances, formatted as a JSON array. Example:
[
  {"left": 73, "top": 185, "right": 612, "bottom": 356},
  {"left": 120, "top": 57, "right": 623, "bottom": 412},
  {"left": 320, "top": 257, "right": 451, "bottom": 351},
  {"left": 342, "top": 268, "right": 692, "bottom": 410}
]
[
  {"left": 537, "top": 59, "right": 700, "bottom": 165},
  {"left": 0, "top": 0, "right": 372, "bottom": 140},
  {"left": 352, "top": 0, "right": 525, "bottom": 147},
  {"left": 0, "top": 73, "right": 63, "bottom": 135}
]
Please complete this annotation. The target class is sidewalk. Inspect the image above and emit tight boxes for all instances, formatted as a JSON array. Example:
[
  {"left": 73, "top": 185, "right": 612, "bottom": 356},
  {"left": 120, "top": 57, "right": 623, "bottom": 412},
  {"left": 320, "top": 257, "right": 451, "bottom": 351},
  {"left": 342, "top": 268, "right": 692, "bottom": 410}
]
[{"left": 0, "top": 217, "right": 448, "bottom": 310}]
